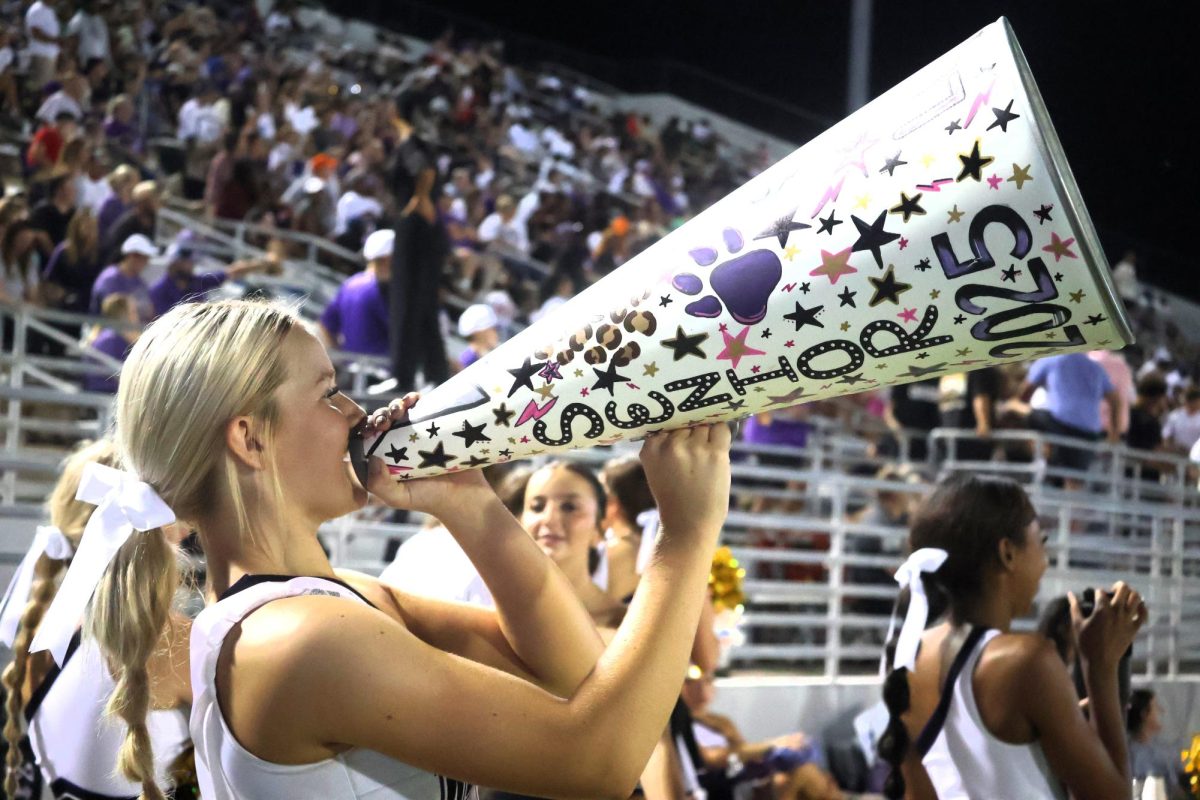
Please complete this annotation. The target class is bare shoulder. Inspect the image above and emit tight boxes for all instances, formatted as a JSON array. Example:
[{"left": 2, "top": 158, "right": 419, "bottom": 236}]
[{"left": 978, "top": 631, "right": 1061, "bottom": 675}]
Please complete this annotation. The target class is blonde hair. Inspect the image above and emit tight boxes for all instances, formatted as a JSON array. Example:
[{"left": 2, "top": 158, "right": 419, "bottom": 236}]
[
  {"left": 87, "top": 299, "right": 297, "bottom": 799},
  {"left": 2, "top": 439, "right": 120, "bottom": 797},
  {"left": 65, "top": 208, "right": 99, "bottom": 265}
]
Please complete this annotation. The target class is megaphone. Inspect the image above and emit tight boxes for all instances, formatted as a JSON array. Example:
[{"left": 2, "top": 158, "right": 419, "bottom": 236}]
[{"left": 359, "top": 17, "right": 1132, "bottom": 481}]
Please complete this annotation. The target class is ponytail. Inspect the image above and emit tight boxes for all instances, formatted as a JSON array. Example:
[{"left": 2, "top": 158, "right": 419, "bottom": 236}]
[
  {"left": 87, "top": 526, "right": 180, "bottom": 800},
  {"left": 2, "top": 555, "right": 66, "bottom": 796},
  {"left": 878, "top": 664, "right": 911, "bottom": 799}
]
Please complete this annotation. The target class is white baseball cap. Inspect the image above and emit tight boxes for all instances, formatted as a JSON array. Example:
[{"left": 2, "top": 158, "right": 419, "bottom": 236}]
[
  {"left": 120, "top": 233, "right": 159, "bottom": 258},
  {"left": 457, "top": 303, "right": 499, "bottom": 338},
  {"left": 362, "top": 229, "right": 395, "bottom": 261}
]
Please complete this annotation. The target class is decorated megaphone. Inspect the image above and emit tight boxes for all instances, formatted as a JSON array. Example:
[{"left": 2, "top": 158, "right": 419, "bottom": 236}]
[{"left": 360, "top": 17, "right": 1132, "bottom": 481}]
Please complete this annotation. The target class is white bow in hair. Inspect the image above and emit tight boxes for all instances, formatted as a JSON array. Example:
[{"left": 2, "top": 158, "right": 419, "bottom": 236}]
[
  {"left": 884, "top": 547, "right": 949, "bottom": 673},
  {"left": 29, "top": 463, "right": 175, "bottom": 665},
  {"left": 0, "top": 526, "right": 74, "bottom": 648}
]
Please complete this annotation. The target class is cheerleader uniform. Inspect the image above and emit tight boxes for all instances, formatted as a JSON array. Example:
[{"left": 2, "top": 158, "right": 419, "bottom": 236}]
[
  {"left": 22, "top": 630, "right": 190, "bottom": 799},
  {"left": 190, "top": 574, "right": 477, "bottom": 800}
]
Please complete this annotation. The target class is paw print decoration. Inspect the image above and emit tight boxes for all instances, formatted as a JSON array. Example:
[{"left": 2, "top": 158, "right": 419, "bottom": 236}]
[{"left": 672, "top": 228, "right": 782, "bottom": 325}]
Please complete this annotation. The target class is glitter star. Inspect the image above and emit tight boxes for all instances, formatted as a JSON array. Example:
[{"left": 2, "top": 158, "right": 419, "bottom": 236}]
[
  {"left": 809, "top": 247, "right": 858, "bottom": 285},
  {"left": 716, "top": 326, "right": 766, "bottom": 370},
  {"left": 754, "top": 210, "right": 811, "bottom": 248},
  {"left": 1042, "top": 232, "right": 1078, "bottom": 262},
  {"left": 537, "top": 361, "right": 562, "bottom": 382},
  {"left": 1008, "top": 163, "right": 1032, "bottom": 190}
]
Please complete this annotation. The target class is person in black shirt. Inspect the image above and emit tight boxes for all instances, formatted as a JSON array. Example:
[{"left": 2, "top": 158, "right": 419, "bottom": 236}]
[
  {"left": 884, "top": 378, "right": 941, "bottom": 461},
  {"left": 1126, "top": 374, "right": 1171, "bottom": 482},
  {"left": 27, "top": 171, "right": 77, "bottom": 251},
  {"left": 939, "top": 367, "right": 1000, "bottom": 462}
]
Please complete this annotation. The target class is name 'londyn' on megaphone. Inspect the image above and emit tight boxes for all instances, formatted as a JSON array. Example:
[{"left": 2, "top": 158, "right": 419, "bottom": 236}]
[{"left": 362, "top": 17, "right": 1133, "bottom": 481}]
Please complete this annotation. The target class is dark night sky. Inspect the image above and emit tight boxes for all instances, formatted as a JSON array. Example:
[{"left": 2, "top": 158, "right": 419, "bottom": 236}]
[{"left": 347, "top": 1, "right": 1199, "bottom": 299}]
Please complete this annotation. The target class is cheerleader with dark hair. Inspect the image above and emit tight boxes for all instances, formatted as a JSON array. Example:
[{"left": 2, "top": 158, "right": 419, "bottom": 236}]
[{"left": 878, "top": 474, "right": 1143, "bottom": 800}]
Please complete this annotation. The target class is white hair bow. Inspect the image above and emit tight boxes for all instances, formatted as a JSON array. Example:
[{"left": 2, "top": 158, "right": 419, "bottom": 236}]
[
  {"left": 884, "top": 547, "right": 949, "bottom": 673},
  {"left": 0, "top": 526, "right": 75, "bottom": 648},
  {"left": 29, "top": 463, "right": 175, "bottom": 665}
]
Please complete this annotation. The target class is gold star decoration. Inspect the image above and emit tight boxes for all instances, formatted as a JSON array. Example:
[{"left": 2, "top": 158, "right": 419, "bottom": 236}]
[
  {"left": 1008, "top": 163, "right": 1032, "bottom": 190},
  {"left": 947, "top": 205, "right": 964, "bottom": 223},
  {"left": 1044, "top": 331, "right": 1058, "bottom": 340},
  {"left": 534, "top": 384, "right": 555, "bottom": 400},
  {"left": 1068, "top": 289, "right": 1085, "bottom": 303},
  {"left": 929, "top": 289, "right": 941, "bottom": 299},
  {"left": 783, "top": 244, "right": 801, "bottom": 261},
  {"left": 854, "top": 193, "right": 871, "bottom": 210},
  {"left": 573, "top": 369, "right": 584, "bottom": 378},
  {"left": 643, "top": 361, "right": 659, "bottom": 377},
  {"left": 921, "top": 154, "right": 936, "bottom": 168},
  {"left": 956, "top": 347, "right": 972, "bottom": 356},
  {"left": 876, "top": 363, "right": 889, "bottom": 370},
  {"left": 840, "top": 321, "right": 852, "bottom": 331}
]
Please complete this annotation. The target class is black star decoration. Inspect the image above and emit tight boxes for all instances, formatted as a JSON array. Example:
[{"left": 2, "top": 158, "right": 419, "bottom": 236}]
[
  {"left": 945, "top": 119, "right": 962, "bottom": 134},
  {"left": 754, "top": 209, "right": 811, "bottom": 248},
  {"left": 498, "top": 448, "right": 513, "bottom": 458},
  {"left": 1054, "top": 272, "right": 1064, "bottom": 282},
  {"left": 987, "top": 100, "right": 1020, "bottom": 133},
  {"left": 492, "top": 403, "right": 515, "bottom": 427},
  {"left": 1085, "top": 314, "right": 1107, "bottom": 326},
  {"left": 783, "top": 302, "right": 824, "bottom": 331},
  {"left": 868, "top": 265, "right": 912, "bottom": 307},
  {"left": 1033, "top": 204, "right": 1054, "bottom": 225},
  {"left": 761, "top": 328, "right": 772, "bottom": 339},
  {"left": 907, "top": 363, "right": 947, "bottom": 378},
  {"left": 464, "top": 455, "right": 491, "bottom": 469},
  {"left": 953, "top": 314, "right": 966, "bottom": 325},
  {"left": 725, "top": 399, "right": 747, "bottom": 412},
  {"left": 850, "top": 211, "right": 901, "bottom": 268},
  {"left": 591, "top": 362, "right": 630, "bottom": 395},
  {"left": 417, "top": 441, "right": 456, "bottom": 470},
  {"left": 956, "top": 139, "right": 994, "bottom": 183},
  {"left": 838, "top": 287, "right": 857, "bottom": 308},
  {"left": 386, "top": 445, "right": 408, "bottom": 463},
  {"left": 880, "top": 151, "right": 907, "bottom": 177},
  {"left": 1001, "top": 265, "right": 1020, "bottom": 282},
  {"left": 660, "top": 326, "right": 708, "bottom": 361},
  {"left": 659, "top": 295, "right": 673, "bottom": 307},
  {"left": 426, "top": 422, "right": 440, "bottom": 438},
  {"left": 768, "top": 386, "right": 807, "bottom": 405},
  {"left": 915, "top": 258, "right": 932, "bottom": 272},
  {"left": 507, "top": 356, "right": 546, "bottom": 397},
  {"left": 452, "top": 419, "right": 491, "bottom": 448},
  {"left": 817, "top": 212, "right": 842, "bottom": 235},
  {"left": 889, "top": 192, "right": 926, "bottom": 223},
  {"left": 838, "top": 372, "right": 867, "bottom": 385},
  {"left": 800, "top": 282, "right": 812, "bottom": 294},
  {"left": 916, "top": 352, "right": 930, "bottom": 360}
]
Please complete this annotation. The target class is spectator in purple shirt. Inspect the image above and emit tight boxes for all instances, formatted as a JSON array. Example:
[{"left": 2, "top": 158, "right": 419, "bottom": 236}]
[
  {"left": 147, "top": 237, "right": 275, "bottom": 318},
  {"left": 42, "top": 209, "right": 102, "bottom": 314},
  {"left": 95, "top": 164, "right": 138, "bottom": 238},
  {"left": 317, "top": 228, "right": 392, "bottom": 357},
  {"left": 456, "top": 303, "right": 500, "bottom": 370},
  {"left": 83, "top": 293, "right": 139, "bottom": 393},
  {"left": 90, "top": 233, "right": 157, "bottom": 322}
]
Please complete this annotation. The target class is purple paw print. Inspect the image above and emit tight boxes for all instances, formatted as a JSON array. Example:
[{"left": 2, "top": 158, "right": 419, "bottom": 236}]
[{"left": 671, "top": 228, "right": 782, "bottom": 325}]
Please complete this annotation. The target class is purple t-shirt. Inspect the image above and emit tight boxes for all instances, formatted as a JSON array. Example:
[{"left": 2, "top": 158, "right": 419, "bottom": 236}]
[
  {"left": 458, "top": 347, "right": 482, "bottom": 369},
  {"left": 743, "top": 414, "right": 811, "bottom": 449},
  {"left": 148, "top": 271, "right": 227, "bottom": 318},
  {"left": 96, "top": 195, "right": 128, "bottom": 236},
  {"left": 83, "top": 328, "right": 130, "bottom": 393},
  {"left": 90, "top": 264, "right": 153, "bottom": 322},
  {"left": 318, "top": 271, "right": 389, "bottom": 356},
  {"left": 1028, "top": 353, "right": 1115, "bottom": 433}
]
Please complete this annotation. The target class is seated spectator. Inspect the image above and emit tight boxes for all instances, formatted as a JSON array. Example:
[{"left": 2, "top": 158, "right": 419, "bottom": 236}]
[
  {"left": 456, "top": 303, "right": 500, "bottom": 369},
  {"left": 478, "top": 194, "right": 529, "bottom": 256},
  {"left": 82, "top": 292, "right": 139, "bottom": 393},
  {"left": 1162, "top": 386, "right": 1200, "bottom": 455},
  {"left": 96, "top": 164, "right": 138, "bottom": 237},
  {"left": 28, "top": 171, "right": 78, "bottom": 249},
  {"left": 1127, "top": 689, "right": 1188, "bottom": 799},
  {"left": 35, "top": 74, "right": 87, "bottom": 124},
  {"left": 25, "top": 112, "right": 78, "bottom": 177},
  {"left": 938, "top": 367, "right": 999, "bottom": 462},
  {"left": 1022, "top": 353, "right": 1120, "bottom": 489},
  {"left": 90, "top": 233, "right": 157, "bottom": 321},
  {"left": 1127, "top": 374, "right": 1172, "bottom": 483},
  {"left": 42, "top": 209, "right": 102, "bottom": 313},
  {"left": 148, "top": 237, "right": 277, "bottom": 318},
  {"left": 317, "top": 228, "right": 392, "bottom": 356},
  {"left": 100, "top": 180, "right": 158, "bottom": 263},
  {"left": 1, "top": 221, "right": 47, "bottom": 306},
  {"left": 103, "top": 94, "right": 139, "bottom": 154},
  {"left": 682, "top": 668, "right": 842, "bottom": 800},
  {"left": 75, "top": 148, "right": 112, "bottom": 216},
  {"left": 177, "top": 81, "right": 226, "bottom": 146}
]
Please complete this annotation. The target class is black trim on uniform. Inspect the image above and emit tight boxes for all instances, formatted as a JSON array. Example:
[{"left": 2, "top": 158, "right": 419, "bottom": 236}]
[
  {"left": 24, "top": 629, "right": 84, "bottom": 723},
  {"left": 914, "top": 625, "right": 988, "bottom": 757},
  {"left": 219, "top": 573, "right": 379, "bottom": 610}
]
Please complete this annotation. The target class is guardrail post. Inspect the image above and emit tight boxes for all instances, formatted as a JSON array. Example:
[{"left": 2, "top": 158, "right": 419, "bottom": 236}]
[
  {"left": 1170, "top": 513, "right": 1184, "bottom": 678},
  {"left": 826, "top": 482, "right": 846, "bottom": 680},
  {"left": 1147, "top": 515, "right": 1160, "bottom": 679},
  {"left": 4, "top": 306, "right": 29, "bottom": 504}
]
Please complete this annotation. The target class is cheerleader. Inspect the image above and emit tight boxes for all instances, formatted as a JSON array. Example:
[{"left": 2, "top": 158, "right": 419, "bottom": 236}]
[
  {"left": 31, "top": 299, "right": 732, "bottom": 800},
  {"left": 1, "top": 439, "right": 191, "bottom": 799}
]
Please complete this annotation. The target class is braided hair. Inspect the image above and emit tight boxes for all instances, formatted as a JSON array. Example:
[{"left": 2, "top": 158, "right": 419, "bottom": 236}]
[{"left": 878, "top": 473, "right": 1037, "bottom": 798}]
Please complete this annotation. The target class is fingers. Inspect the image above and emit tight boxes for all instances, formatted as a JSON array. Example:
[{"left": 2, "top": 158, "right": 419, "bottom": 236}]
[{"left": 1067, "top": 591, "right": 1083, "bottom": 627}]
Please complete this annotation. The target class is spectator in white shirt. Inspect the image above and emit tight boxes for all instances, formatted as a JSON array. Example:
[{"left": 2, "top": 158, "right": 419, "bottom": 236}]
[
  {"left": 177, "top": 83, "right": 226, "bottom": 145},
  {"left": 478, "top": 194, "right": 529, "bottom": 255},
  {"left": 35, "top": 73, "right": 86, "bottom": 123},
  {"left": 75, "top": 148, "right": 112, "bottom": 216},
  {"left": 66, "top": 0, "right": 111, "bottom": 66},
  {"left": 25, "top": 0, "right": 62, "bottom": 89},
  {"left": 1163, "top": 387, "right": 1200, "bottom": 454}
]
